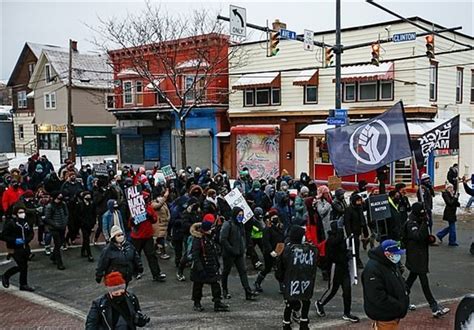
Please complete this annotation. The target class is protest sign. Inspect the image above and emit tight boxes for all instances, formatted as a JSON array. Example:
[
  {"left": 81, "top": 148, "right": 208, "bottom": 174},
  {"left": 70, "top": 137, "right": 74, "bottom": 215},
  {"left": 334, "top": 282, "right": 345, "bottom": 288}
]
[
  {"left": 161, "top": 165, "right": 176, "bottom": 180},
  {"left": 328, "top": 176, "right": 342, "bottom": 191},
  {"left": 224, "top": 188, "right": 254, "bottom": 223},
  {"left": 93, "top": 163, "right": 109, "bottom": 177},
  {"left": 368, "top": 194, "right": 391, "bottom": 221},
  {"left": 126, "top": 185, "right": 147, "bottom": 225}
]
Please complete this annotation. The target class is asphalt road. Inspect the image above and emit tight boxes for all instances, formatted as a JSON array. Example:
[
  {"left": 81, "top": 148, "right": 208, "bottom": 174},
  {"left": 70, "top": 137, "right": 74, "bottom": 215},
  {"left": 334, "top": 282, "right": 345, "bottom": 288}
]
[{"left": 1, "top": 214, "right": 473, "bottom": 329}]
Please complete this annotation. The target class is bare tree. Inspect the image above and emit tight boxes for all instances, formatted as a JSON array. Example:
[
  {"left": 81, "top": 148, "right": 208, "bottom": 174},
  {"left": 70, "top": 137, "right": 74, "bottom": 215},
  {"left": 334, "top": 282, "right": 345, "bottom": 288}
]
[{"left": 90, "top": 2, "right": 247, "bottom": 168}]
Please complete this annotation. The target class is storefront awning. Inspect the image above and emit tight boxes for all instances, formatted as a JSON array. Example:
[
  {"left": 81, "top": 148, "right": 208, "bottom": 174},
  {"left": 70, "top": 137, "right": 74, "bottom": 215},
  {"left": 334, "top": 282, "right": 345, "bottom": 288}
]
[
  {"left": 145, "top": 78, "right": 164, "bottom": 90},
  {"left": 232, "top": 72, "right": 281, "bottom": 90},
  {"left": 293, "top": 69, "right": 319, "bottom": 86},
  {"left": 215, "top": 132, "right": 230, "bottom": 138},
  {"left": 341, "top": 62, "right": 394, "bottom": 83}
]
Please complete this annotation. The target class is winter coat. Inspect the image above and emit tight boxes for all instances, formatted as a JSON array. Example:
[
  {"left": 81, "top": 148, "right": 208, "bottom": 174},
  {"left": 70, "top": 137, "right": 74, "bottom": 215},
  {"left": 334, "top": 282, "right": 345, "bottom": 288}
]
[
  {"left": 44, "top": 201, "right": 69, "bottom": 230},
  {"left": 463, "top": 182, "right": 474, "bottom": 196},
  {"left": 417, "top": 184, "right": 434, "bottom": 211},
  {"left": 442, "top": 191, "right": 460, "bottom": 222},
  {"left": 326, "top": 226, "right": 348, "bottom": 268},
  {"left": 331, "top": 197, "right": 347, "bottom": 221},
  {"left": 102, "top": 200, "right": 124, "bottom": 242},
  {"left": 398, "top": 196, "right": 411, "bottom": 225},
  {"left": 294, "top": 195, "right": 308, "bottom": 225},
  {"left": 77, "top": 200, "right": 97, "bottom": 231},
  {"left": 447, "top": 167, "right": 459, "bottom": 187},
  {"left": 0, "top": 216, "right": 34, "bottom": 250},
  {"left": 220, "top": 210, "right": 246, "bottom": 257},
  {"left": 85, "top": 292, "right": 143, "bottom": 330},
  {"left": 130, "top": 204, "right": 157, "bottom": 240},
  {"left": 190, "top": 223, "right": 221, "bottom": 284},
  {"left": 93, "top": 186, "right": 118, "bottom": 218},
  {"left": 96, "top": 241, "right": 143, "bottom": 283},
  {"left": 60, "top": 181, "right": 83, "bottom": 201},
  {"left": 387, "top": 198, "right": 402, "bottom": 241},
  {"left": 262, "top": 224, "right": 285, "bottom": 255},
  {"left": 274, "top": 191, "right": 291, "bottom": 229},
  {"left": 316, "top": 199, "right": 332, "bottom": 235},
  {"left": 344, "top": 197, "right": 368, "bottom": 237},
  {"left": 1, "top": 187, "right": 25, "bottom": 213},
  {"left": 152, "top": 199, "right": 170, "bottom": 239},
  {"left": 362, "top": 246, "right": 409, "bottom": 322},
  {"left": 405, "top": 213, "right": 430, "bottom": 274}
]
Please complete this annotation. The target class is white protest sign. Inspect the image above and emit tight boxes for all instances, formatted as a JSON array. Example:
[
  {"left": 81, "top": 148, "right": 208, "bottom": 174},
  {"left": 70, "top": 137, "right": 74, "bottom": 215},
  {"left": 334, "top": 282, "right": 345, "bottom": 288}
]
[
  {"left": 126, "top": 185, "right": 147, "bottom": 225},
  {"left": 161, "top": 165, "right": 176, "bottom": 180},
  {"left": 224, "top": 188, "right": 254, "bottom": 223}
]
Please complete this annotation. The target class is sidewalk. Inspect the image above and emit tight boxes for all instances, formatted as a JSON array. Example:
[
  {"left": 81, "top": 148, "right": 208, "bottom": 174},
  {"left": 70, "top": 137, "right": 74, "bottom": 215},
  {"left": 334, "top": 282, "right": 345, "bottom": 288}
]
[
  {"left": 0, "top": 289, "right": 85, "bottom": 329},
  {"left": 333, "top": 301, "right": 457, "bottom": 330}
]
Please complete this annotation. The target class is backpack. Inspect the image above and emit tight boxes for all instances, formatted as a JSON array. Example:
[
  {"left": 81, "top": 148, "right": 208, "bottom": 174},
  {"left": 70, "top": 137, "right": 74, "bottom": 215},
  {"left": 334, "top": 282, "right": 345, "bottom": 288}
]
[{"left": 186, "top": 235, "right": 194, "bottom": 261}]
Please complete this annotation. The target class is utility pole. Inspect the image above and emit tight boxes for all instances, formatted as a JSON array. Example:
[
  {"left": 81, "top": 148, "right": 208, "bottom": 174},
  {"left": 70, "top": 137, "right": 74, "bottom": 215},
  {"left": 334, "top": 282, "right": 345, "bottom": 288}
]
[
  {"left": 335, "top": 0, "right": 342, "bottom": 110},
  {"left": 67, "top": 39, "right": 76, "bottom": 162}
]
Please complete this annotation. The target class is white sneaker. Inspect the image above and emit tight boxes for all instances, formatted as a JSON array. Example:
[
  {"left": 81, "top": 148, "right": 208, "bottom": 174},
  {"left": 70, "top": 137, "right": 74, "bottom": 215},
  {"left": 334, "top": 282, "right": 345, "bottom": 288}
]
[{"left": 409, "top": 304, "right": 417, "bottom": 311}]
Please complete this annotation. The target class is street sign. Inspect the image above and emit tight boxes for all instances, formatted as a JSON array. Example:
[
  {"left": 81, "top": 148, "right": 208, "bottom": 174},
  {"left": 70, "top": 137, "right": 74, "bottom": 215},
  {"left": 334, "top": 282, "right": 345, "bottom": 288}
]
[
  {"left": 304, "top": 29, "right": 314, "bottom": 51},
  {"left": 229, "top": 5, "right": 246, "bottom": 38},
  {"left": 392, "top": 32, "right": 416, "bottom": 43},
  {"left": 280, "top": 28, "right": 297, "bottom": 40},
  {"left": 327, "top": 117, "right": 347, "bottom": 126},
  {"left": 329, "top": 109, "right": 348, "bottom": 118}
]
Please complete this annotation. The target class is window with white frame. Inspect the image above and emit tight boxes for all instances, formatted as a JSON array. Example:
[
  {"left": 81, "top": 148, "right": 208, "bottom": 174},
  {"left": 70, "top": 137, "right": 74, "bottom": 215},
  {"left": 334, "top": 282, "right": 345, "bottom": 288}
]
[
  {"left": 304, "top": 85, "right": 318, "bottom": 104},
  {"left": 271, "top": 88, "right": 281, "bottom": 105},
  {"left": 243, "top": 88, "right": 280, "bottom": 107},
  {"left": 343, "top": 83, "right": 356, "bottom": 102},
  {"left": 256, "top": 89, "right": 270, "bottom": 105},
  {"left": 45, "top": 64, "right": 52, "bottom": 83},
  {"left": 19, "top": 124, "right": 24, "bottom": 140},
  {"left": 123, "top": 81, "right": 133, "bottom": 104},
  {"left": 44, "top": 92, "right": 56, "bottom": 109},
  {"left": 471, "top": 70, "right": 474, "bottom": 103},
  {"left": 429, "top": 62, "right": 438, "bottom": 101},
  {"left": 456, "top": 68, "right": 463, "bottom": 103},
  {"left": 28, "top": 63, "right": 35, "bottom": 78},
  {"left": 17, "top": 91, "right": 27, "bottom": 108},
  {"left": 358, "top": 81, "right": 377, "bottom": 101},
  {"left": 184, "top": 75, "right": 205, "bottom": 101},
  {"left": 379, "top": 81, "right": 394, "bottom": 100},
  {"left": 244, "top": 90, "right": 254, "bottom": 106},
  {"left": 106, "top": 94, "right": 115, "bottom": 109},
  {"left": 135, "top": 81, "right": 143, "bottom": 104}
]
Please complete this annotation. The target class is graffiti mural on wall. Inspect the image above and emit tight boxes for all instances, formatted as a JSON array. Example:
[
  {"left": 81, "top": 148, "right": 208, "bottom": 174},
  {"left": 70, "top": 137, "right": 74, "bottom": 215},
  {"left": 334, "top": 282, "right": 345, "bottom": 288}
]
[{"left": 236, "top": 133, "right": 279, "bottom": 179}]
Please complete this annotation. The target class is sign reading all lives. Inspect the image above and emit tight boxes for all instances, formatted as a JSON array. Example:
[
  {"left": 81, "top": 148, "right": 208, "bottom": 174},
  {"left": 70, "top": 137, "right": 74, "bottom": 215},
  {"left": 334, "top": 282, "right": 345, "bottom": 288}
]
[
  {"left": 392, "top": 32, "right": 416, "bottom": 43},
  {"left": 368, "top": 194, "right": 392, "bottom": 221},
  {"left": 126, "top": 185, "right": 147, "bottom": 225}
]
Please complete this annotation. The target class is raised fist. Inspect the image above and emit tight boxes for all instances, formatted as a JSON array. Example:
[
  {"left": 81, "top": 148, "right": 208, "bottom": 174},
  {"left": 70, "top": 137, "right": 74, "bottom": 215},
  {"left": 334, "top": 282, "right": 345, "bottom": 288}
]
[{"left": 359, "top": 124, "right": 382, "bottom": 163}]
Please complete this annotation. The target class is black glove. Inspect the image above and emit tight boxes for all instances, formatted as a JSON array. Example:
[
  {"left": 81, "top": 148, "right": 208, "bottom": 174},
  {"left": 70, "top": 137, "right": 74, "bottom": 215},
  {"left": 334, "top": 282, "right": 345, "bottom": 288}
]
[
  {"left": 95, "top": 276, "right": 102, "bottom": 284},
  {"left": 134, "top": 311, "right": 150, "bottom": 327}
]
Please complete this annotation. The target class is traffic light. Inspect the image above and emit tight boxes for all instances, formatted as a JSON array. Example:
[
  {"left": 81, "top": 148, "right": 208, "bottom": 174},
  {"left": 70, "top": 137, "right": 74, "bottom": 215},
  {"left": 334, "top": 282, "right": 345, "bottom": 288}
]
[
  {"left": 269, "top": 31, "right": 280, "bottom": 57},
  {"left": 425, "top": 35, "right": 435, "bottom": 59},
  {"left": 325, "top": 47, "right": 334, "bottom": 67},
  {"left": 371, "top": 42, "right": 380, "bottom": 66}
]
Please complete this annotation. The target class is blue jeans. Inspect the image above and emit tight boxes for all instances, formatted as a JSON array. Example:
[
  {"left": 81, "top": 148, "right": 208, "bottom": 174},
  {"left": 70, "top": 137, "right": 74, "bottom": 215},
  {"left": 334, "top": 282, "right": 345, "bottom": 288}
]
[
  {"left": 437, "top": 222, "right": 457, "bottom": 245},
  {"left": 466, "top": 196, "right": 474, "bottom": 208}
]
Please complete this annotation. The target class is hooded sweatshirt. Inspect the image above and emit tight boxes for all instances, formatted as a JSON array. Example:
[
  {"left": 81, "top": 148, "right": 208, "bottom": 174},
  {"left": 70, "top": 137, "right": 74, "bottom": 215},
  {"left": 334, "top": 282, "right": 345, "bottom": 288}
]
[{"left": 102, "top": 200, "right": 124, "bottom": 241}]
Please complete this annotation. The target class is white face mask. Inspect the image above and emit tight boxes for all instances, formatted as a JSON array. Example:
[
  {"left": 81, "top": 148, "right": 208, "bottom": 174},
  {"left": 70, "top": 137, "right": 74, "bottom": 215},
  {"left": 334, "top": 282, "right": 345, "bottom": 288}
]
[
  {"left": 115, "top": 235, "right": 125, "bottom": 244},
  {"left": 17, "top": 213, "right": 26, "bottom": 219},
  {"left": 386, "top": 253, "right": 401, "bottom": 264}
]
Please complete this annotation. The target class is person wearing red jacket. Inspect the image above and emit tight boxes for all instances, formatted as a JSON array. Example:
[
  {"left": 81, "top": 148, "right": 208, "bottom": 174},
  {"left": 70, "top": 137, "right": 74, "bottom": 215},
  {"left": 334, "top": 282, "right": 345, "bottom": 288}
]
[
  {"left": 2, "top": 180, "right": 25, "bottom": 216},
  {"left": 130, "top": 191, "right": 166, "bottom": 282}
]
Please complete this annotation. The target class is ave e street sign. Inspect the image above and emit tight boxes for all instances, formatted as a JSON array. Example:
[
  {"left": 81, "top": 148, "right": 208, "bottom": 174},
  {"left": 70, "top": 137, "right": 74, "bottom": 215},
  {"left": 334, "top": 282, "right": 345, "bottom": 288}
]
[
  {"left": 392, "top": 32, "right": 417, "bottom": 43},
  {"left": 280, "top": 28, "right": 297, "bottom": 40},
  {"left": 229, "top": 5, "right": 246, "bottom": 38}
]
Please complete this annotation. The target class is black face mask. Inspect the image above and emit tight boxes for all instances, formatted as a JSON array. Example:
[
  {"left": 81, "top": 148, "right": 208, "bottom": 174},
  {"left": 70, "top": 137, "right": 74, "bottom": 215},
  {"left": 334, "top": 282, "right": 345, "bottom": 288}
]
[{"left": 111, "top": 294, "right": 125, "bottom": 303}]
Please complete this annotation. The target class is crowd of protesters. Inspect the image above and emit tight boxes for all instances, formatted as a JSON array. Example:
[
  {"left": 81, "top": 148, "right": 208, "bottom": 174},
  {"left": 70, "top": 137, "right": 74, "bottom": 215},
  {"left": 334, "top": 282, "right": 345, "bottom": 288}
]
[{"left": 0, "top": 153, "right": 471, "bottom": 329}]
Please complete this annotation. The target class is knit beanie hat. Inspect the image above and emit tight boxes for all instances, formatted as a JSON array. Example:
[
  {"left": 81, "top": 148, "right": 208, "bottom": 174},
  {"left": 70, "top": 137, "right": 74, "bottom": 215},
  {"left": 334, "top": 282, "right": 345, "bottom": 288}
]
[
  {"left": 252, "top": 181, "right": 261, "bottom": 189},
  {"left": 203, "top": 213, "right": 216, "bottom": 223},
  {"left": 110, "top": 225, "right": 123, "bottom": 240},
  {"left": 289, "top": 225, "right": 306, "bottom": 244},
  {"left": 267, "top": 208, "right": 279, "bottom": 218},
  {"left": 104, "top": 271, "right": 126, "bottom": 293},
  {"left": 201, "top": 221, "right": 213, "bottom": 232},
  {"left": 12, "top": 203, "right": 26, "bottom": 215}
]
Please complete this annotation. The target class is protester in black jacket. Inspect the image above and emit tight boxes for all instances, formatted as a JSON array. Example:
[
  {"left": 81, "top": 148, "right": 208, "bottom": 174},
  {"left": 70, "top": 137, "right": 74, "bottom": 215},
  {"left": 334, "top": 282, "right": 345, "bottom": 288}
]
[
  {"left": 418, "top": 173, "right": 435, "bottom": 233},
  {"left": 86, "top": 271, "right": 150, "bottom": 330},
  {"left": 77, "top": 191, "right": 96, "bottom": 262},
  {"left": 436, "top": 184, "right": 460, "bottom": 246},
  {"left": 96, "top": 225, "right": 143, "bottom": 285},
  {"left": 344, "top": 194, "right": 369, "bottom": 268},
  {"left": 190, "top": 221, "right": 229, "bottom": 312},
  {"left": 0, "top": 204, "right": 35, "bottom": 291},
  {"left": 331, "top": 189, "right": 347, "bottom": 220},
  {"left": 44, "top": 192, "right": 69, "bottom": 270},
  {"left": 447, "top": 164, "right": 459, "bottom": 192},
  {"left": 361, "top": 240, "right": 409, "bottom": 328},
  {"left": 395, "top": 183, "right": 411, "bottom": 225},
  {"left": 220, "top": 207, "right": 257, "bottom": 300},
  {"left": 387, "top": 190, "right": 403, "bottom": 242},
  {"left": 254, "top": 211, "right": 285, "bottom": 293},
  {"left": 61, "top": 173, "right": 84, "bottom": 245},
  {"left": 315, "top": 220, "right": 359, "bottom": 323},
  {"left": 404, "top": 203, "right": 450, "bottom": 318}
]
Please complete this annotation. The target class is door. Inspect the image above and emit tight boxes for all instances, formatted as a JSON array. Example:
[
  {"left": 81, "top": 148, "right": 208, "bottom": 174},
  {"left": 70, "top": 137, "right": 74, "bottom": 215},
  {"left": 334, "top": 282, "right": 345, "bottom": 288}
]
[
  {"left": 295, "top": 139, "right": 310, "bottom": 177},
  {"left": 221, "top": 141, "right": 231, "bottom": 173}
]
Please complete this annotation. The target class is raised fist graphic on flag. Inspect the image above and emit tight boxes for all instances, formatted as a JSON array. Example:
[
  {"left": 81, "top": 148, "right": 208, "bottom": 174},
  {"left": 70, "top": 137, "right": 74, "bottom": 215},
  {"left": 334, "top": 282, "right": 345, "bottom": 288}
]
[{"left": 358, "top": 124, "right": 382, "bottom": 163}]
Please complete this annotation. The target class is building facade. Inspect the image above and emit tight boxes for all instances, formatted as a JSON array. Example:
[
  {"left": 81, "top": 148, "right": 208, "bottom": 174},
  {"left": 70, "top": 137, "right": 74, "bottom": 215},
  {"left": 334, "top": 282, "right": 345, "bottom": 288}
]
[
  {"left": 228, "top": 17, "right": 473, "bottom": 187},
  {"left": 28, "top": 45, "right": 116, "bottom": 166},
  {"left": 108, "top": 34, "right": 230, "bottom": 172}
]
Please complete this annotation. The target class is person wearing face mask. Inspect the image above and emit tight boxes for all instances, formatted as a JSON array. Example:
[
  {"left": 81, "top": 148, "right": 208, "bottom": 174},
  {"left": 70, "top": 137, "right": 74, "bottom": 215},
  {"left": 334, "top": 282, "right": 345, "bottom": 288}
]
[
  {"left": 436, "top": 183, "right": 460, "bottom": 246},
  {"left": 403, "top": 202, "right": 450, "bottom": 318},
  {"left": 96, "top": 225, "right": 143, "bottom": 285},
  {"left": 344, "top": 194, "right": 369, "bottom": 269},
  {"left": 0, "top": 204, "right": 35, "bottom": 291},
  {"left": 274, "top": 183, "right": 291, "bottom": 231},
  {"left": 61, "top": 172, "right": 84, "bottom": 246},
  {"left": 44, "top": 192, "right": 69, "bottom": 270},
  {"left": 246, "top": 181, "right": 264, "bottom": 209},
  {"left": 294, "top": 186, "right": 309, "bottom": 226},
  {"left": 316, "top": 185, "right": 333, "bottom": 237},
  {"left": 361, "top": 239, "right": 409, "bottom": 329},
  {"left": 261, "top": 184, "right": 276, "bottom": 213},
  {"left": 86, "top": 271, "right": 150, "bottom": 329},
  {"left": 2, "top": 180, "right": 25, "bottom": 216},
  {"left": 102, "top": 199, "right": 125, "bottom": 243},
  {"left": 254, "top": 209, "right": 285, "bottom": 293},
  {"left": 77, "top": 191, "right": 96, "bottom": 262},
  {"left": 417, "top": 174, "right": 435, "bottom": 233},
  {"left": 202, "top": 189, "right": 218, "bottom": 217},
  {"left": 220, "top": 207, "right": 258, "bottom": 300},
  {"left": 386, "top": 190, "right": 403, "bottom": 242},
  {"left": 28, "top": 164, "right": 46, "bottom": 191}
]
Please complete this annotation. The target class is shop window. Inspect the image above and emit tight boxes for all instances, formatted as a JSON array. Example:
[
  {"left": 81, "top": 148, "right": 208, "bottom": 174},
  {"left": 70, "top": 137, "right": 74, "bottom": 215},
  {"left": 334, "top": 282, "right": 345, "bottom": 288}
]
[
  {"left": 314, "top": 136, "right": 330, "bottom": 164},
  {"left": 380, "top": 81, "right": 394, "bottom": 100},
  {"left": 244, "top": 90, "right": 254, "bottom": 106},
  {"left": 343, "top": 83, "right": 356, "bottom": 102},
  {"left": 304, "top": 85, "right": 318, "bottom": 104},
  {"left": 359, "top": 82, "right": 377, "bottom": 101},
  {"left": 38, "top": 133, "right": 61, "bottom": 150}
]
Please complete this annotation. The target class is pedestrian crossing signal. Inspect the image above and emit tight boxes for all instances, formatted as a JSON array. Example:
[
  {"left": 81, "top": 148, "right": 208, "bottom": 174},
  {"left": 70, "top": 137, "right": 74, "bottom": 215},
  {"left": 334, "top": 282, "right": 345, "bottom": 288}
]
[{"left": 425, "top": 35, "right": 435, "bottom": 59}]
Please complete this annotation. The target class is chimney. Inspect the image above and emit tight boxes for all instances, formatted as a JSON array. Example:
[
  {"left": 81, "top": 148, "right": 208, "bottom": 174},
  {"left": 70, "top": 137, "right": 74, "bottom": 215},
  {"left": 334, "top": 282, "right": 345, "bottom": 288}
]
[
  {"left": 71, "top": 40, "right": 78, "bottom": 52},
  {"left": 272, "top": 19, "right": 286, "bottom": 31}
]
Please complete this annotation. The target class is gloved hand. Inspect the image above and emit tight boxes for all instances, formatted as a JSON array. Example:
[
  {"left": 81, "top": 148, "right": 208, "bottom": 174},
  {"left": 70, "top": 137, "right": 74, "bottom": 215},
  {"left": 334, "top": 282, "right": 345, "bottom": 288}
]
[
  {"left": 270, "top": 251, "right": 278, "bottom": 258},
  {"left": 15, "top": 238, "right": 25, "bottom": 245},
  {"left": 95, "top": 276, "right": 102, "bottom": 284}
]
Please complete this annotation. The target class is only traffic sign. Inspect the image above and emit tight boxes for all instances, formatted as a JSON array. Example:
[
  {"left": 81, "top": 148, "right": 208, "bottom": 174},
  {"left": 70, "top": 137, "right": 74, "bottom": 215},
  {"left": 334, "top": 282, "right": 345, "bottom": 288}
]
[{"left": 229, "top": 5, "right": 246, "bottom": 38}]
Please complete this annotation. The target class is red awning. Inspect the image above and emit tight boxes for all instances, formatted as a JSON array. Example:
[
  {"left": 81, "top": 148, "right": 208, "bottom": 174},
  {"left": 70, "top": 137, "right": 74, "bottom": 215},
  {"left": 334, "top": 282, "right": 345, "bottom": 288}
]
[
  {"left": 293, "top": 69, "right": 319, "bottom": 86},
  {"left": 341, "top": 62, "right": 394, "bottom": 83},
  {"left": 232, "top": 72, "right": 281, "bottom": 90},
  {"left": 230, "top": 125, "right": 280, "bottom": 135}
]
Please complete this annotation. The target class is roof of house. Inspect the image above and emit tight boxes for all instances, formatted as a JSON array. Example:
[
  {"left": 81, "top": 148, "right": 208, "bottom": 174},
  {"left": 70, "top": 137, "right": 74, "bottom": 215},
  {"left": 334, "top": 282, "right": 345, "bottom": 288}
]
[
  {"left": 29, "top": 49, "right": 113, "bottom": 90},
  {"left": 26, "top": 42, "right": 68, "bottom": 58}
]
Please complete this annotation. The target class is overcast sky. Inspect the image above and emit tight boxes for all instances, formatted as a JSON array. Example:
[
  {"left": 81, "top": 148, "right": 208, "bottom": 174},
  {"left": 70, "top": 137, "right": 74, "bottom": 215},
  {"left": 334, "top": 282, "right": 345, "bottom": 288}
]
[{"left": 1, "top": 0, "right": 473, "bottom": 81}]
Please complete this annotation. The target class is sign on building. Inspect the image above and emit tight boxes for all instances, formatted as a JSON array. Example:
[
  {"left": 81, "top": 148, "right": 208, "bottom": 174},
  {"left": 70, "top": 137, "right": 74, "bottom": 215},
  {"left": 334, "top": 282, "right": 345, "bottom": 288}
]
[{"left": 304, "top": 29, "right": 314, "bottom": 51}]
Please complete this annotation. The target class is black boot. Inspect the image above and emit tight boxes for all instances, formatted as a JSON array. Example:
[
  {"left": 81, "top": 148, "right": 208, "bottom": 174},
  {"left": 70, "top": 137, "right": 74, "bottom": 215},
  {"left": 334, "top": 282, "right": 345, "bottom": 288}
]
[
  {"left": 299, "top": 319, "right": 309, "bottom": 330},
  {"left": 245, "top": 289, "right": 258, "bottom": 301},
  {"left": 214, "top": 301, "right": 230, "bottom": 312},
  {"left": 222, "top": 289, "right": 231, "bottom": 299},
  {"left": 254, "top": 273, "right": 264, "bottom": 293},
  {"left": 193, "top": 301, "right": 204, "bottom": 312},
  {"left": 88, "top": 255, "right": 94, "bottom": 262}
]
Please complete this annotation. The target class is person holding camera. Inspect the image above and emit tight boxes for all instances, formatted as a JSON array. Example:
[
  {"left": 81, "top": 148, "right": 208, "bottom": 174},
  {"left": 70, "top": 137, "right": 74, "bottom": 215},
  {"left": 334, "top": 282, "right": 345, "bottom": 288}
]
[
  {"left": 404, "top": 202, "right": 450, "bottom": 318},
  {"left": 86, "top": 271, "right": 151, "bottom": 329}
]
